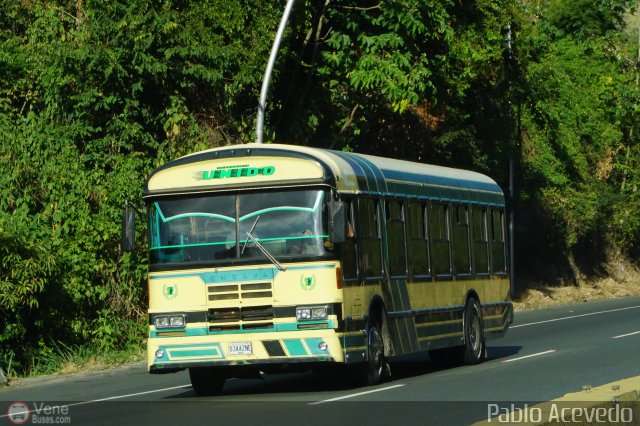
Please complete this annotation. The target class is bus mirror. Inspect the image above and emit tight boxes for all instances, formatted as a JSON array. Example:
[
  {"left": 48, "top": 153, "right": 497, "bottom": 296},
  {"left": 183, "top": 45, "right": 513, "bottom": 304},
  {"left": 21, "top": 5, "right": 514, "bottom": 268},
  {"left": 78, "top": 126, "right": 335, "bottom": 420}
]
[
  {"left": 121, "top": 208, "right": 136, "bottom": 252},
  {"left": 329, "top": 200, "right": 347, "bottom": 244}
]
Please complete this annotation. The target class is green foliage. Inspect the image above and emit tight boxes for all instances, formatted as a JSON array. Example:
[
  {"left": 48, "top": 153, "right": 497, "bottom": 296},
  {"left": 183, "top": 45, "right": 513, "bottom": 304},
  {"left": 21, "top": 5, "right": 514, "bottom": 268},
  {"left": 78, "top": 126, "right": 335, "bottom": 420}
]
[
  {"left": 273, "top": 0, "right": 516, "bottom": 166},
  {"left": 545, "top": 0, "right": 633, "bottom": 38},
  {"left": 514, "top": 0, "right": 640, "bottom": 279},
  {"left": 613, "top": 144, "right": 640, "bottom": 254},
  {"left": 0, "top": 0, "right": 278, "bottom": 374},
  {"left": 2, "top": 0, "right": 640, "bottom": 375}
]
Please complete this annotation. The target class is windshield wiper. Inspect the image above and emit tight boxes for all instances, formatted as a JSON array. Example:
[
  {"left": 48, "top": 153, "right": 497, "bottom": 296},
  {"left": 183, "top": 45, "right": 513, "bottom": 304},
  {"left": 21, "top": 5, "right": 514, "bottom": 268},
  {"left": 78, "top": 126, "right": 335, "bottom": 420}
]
[
  {"left": 241, "top": 216, "right": 261, "bottom": 255},
  {"left": 244, "top": 231, "right": 287, "bottom": 272}
]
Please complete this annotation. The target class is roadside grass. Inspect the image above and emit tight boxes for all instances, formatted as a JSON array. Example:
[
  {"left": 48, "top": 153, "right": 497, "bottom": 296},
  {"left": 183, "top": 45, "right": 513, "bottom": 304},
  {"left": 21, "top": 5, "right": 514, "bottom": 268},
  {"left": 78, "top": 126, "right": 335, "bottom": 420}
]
[
  {"left": 1, "top": 342, "right": 145, "bottom": 386},
  {"left": 33, "top": 342, "right": 145, "bottom": 377},
  {"left": 513, "top": 278, "right": 640, "bottom": 311}
]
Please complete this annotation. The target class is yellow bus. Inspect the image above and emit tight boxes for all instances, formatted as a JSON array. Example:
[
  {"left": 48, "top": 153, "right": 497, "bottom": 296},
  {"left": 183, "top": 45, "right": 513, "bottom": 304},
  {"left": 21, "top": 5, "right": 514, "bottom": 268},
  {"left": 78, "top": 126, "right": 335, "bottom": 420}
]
[{"left": 123, "top": 143, "right": 513, "bottom": 395}]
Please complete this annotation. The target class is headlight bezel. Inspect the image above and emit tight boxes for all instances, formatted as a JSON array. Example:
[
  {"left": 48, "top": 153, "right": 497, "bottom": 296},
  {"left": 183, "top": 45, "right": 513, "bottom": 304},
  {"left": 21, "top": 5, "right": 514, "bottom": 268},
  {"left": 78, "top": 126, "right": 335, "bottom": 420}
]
[
  {"left": 296, "top": 305, "right": 329, "bottom": 321},
  {"left": 154, "top": 314, "right": 187, "bottom": 329}
]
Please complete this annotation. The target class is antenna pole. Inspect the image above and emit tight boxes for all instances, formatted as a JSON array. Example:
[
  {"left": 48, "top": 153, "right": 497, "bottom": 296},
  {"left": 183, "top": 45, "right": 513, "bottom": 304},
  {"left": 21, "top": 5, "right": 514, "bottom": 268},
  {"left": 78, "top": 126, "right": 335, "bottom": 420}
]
[{"left": 506, "top": 22, "right": 517, "bottom": 298}]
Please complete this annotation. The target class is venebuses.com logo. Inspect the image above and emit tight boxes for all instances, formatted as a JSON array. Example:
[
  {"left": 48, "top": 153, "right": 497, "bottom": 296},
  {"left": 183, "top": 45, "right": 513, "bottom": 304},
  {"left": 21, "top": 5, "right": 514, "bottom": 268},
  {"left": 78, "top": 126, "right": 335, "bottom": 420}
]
[{"left": 6, "top": 401, "right": 71, "bottom": 424}]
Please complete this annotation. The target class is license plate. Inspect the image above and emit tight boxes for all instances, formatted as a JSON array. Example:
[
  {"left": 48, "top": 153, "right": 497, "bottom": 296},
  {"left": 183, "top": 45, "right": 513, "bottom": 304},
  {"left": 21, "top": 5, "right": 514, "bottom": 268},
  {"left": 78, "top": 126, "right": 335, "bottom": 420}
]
[{"left": 229, "top": 342, "right": 252, "bottom": 355}]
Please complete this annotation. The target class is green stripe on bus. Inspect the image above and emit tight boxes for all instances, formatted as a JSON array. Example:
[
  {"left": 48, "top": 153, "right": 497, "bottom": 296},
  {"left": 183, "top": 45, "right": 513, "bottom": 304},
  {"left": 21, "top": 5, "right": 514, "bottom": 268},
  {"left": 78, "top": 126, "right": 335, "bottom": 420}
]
[
  {"left": 283, "top": 339, "right": 308, "bottom": 356},
  {"left": 169, "top": 348, "right": 219, "bottom": 358},
  {"left": 415, "top": 322, "right": 462, "bottom": 339},
  {"left": 158, "top": 343, "right": 225, "bottom": 360},
  {"left": 149, "top": 264, "right": 335, "bottom": 284},
  {"left": 150, "top": 321, "right": 337, "bottom": 337},
  {"left": 150, "top": 328, "right": 208, "bottom": 338}
]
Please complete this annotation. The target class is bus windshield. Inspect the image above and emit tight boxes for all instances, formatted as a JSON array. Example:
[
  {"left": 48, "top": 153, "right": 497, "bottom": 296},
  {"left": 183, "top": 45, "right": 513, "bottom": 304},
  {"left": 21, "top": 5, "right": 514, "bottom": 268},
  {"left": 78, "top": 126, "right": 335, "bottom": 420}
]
[{"left": 148, "top": 189, "right": 331, "bottom": 267}]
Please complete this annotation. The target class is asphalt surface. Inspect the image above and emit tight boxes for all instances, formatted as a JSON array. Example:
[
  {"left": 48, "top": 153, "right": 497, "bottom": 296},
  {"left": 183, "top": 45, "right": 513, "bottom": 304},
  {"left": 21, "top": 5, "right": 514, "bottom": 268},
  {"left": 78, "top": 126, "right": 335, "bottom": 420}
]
[{"left": 2, "top": 296, "right": 640, "bottom": 425}]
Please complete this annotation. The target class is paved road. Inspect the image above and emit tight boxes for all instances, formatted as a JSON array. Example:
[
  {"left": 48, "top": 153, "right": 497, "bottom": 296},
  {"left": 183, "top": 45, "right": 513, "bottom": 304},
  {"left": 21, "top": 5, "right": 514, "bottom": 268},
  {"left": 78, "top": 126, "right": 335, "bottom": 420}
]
[{"left": 2, "top": 296, "right": 640, "bottom": 425}]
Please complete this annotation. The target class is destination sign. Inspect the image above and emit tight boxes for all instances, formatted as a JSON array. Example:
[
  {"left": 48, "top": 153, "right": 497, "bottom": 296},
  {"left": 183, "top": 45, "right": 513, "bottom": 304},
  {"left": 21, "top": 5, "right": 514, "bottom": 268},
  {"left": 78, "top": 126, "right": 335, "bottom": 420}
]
[{"left": 194, "top": 165, "right": 276, "bottom": 181}]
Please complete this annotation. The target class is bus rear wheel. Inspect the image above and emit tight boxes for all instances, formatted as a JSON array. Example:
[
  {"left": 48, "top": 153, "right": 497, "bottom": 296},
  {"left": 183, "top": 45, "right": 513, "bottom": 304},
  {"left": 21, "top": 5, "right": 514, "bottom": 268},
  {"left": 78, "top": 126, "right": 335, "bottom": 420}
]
[
  {"left": 461, "top": 297, "right": 486, "bottom": 365},
  {"left": 189, "top": 367, "right": 226, "bottom": 396},
  {"left": 428, "top": 298, "right": 486, "bottom": 366}
]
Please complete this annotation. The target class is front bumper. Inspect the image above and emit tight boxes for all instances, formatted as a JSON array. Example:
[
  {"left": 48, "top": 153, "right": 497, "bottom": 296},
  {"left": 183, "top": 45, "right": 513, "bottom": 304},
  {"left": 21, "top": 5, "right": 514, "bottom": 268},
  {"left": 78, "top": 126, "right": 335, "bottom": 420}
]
[{"left": 147, "top": 329, "right": 343, "bottom": 373}]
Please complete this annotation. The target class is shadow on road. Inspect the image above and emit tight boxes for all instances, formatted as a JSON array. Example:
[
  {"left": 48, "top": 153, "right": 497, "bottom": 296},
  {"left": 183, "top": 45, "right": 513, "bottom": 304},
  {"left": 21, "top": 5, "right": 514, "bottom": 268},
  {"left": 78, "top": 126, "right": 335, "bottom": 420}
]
[
  {"left": 487, "top": 345, "right": 522, "bottom": 361},
  {"left": 163, "top": 345, "right": 522, "bottom": 399}
]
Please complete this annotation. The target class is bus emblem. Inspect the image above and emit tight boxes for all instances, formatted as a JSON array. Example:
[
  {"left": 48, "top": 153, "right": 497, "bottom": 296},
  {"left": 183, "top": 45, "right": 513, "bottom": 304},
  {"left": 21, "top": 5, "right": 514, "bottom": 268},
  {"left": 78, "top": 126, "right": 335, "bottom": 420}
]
[
  {"left": 163, "top": 284, "right": 178, "bottom": 300},
  {"left": 300, "top": 275, "right": 317, "bottom": 291}
]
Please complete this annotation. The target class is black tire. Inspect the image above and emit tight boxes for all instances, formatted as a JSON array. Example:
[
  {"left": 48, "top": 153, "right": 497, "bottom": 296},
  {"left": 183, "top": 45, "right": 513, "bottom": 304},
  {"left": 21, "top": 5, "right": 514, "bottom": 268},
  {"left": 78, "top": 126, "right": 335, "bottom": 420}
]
[
  {"left": 461, "top": 297, "right": 486, "bottom": 365},
  {"left": 189, "top": 367, "right": 226, "bottom": 396},
  {"left": 428, "top": 298, "right": 486, "bottom": 366},
  {"left": 363, "top": 315, "right": 390, "bottom": 386}
]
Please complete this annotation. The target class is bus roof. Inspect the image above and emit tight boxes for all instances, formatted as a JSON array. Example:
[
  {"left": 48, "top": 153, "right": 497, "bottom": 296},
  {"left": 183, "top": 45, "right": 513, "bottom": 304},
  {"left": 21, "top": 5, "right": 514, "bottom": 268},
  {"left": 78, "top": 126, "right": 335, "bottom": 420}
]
[{"left": 144, "top": 143, "right": 504, "bottom": 206}]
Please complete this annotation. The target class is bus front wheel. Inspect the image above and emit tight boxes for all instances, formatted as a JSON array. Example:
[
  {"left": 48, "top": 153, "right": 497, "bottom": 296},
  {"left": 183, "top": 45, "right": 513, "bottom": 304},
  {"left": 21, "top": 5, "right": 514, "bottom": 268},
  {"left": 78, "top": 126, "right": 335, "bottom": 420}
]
[
  {"left": 189, "top": 367, "right": 226, "bottom": 396},
  {"left": 363, "top": 316, "right": 390, "bottom": 386}
]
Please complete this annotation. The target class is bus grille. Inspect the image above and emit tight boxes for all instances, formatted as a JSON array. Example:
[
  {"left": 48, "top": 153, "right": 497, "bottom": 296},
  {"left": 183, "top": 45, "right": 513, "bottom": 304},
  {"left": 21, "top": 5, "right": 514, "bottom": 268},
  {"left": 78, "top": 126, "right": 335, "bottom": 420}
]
[
  {"left": 207, "top": 282, "right": 273, "bottom": 301},
  {"left": 208, "top": 305, "right": 274, "bottom": 332}
]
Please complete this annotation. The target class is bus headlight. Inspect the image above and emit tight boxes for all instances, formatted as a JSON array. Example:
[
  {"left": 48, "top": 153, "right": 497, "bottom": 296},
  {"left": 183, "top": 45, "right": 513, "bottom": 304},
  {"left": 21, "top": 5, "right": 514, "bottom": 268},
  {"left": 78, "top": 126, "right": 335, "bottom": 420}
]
[
  {"left": 154, "top": 314, "right": 186, "bottom": 329},
  {"left": 296, "top": 305, "right": 328, "bottom": 321}
]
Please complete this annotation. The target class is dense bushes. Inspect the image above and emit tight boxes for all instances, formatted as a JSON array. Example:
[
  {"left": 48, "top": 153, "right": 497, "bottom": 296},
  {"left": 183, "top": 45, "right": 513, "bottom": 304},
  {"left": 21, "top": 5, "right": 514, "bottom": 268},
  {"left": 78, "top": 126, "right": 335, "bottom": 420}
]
[{"left": 0, "top": 0, "right": 277, "bottom": 374}]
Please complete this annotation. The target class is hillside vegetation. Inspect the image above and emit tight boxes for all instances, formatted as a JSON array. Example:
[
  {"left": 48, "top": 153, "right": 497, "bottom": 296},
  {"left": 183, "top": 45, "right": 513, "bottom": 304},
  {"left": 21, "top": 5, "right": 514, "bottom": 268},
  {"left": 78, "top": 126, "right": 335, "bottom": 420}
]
[{"left": 1, "top": 0, "right": 640, "bottom": 375}]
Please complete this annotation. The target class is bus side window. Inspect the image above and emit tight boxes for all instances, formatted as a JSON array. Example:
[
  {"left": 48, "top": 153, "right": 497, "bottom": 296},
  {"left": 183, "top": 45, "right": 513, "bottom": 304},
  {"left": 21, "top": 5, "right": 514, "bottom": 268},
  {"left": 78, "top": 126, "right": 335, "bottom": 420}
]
[
  {"left": 452, "top": 205, "right": 471, "bottom": 276},
  {"left": 472, "top": 206, "right": 490, "bottom": 275},
  {"left": 430, "top": 202, "right": 452, "bottom": 277},
  {"left": 491, "top": 209, "right": 507, "bottom": 274},
  {"left": 386, "top": 200, "right": 407, "bottom": 277},
  {"left": 358, "top": 198, "right": 383, "bottom": 279},
  {"left": 341, "top": 200, "right": 358, "bottom": 280},
  {"left": 407, "top": 202, "right": 430, "bottom": 279}
]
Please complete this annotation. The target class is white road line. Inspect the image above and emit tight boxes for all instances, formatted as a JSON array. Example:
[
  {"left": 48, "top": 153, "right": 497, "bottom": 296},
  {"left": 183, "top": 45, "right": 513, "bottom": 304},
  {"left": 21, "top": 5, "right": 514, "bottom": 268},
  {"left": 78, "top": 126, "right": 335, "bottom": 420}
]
[
  {"left": 612, "top": 330, "right": 640, "bottom": 339},
  {"left": 511, "top": 305, "right": 640, "bottom": 329},
  {"left": 0, "top": 384, "right": 192, "bottom": 419},
  {"left": 69, "top": 383, "right": 192, "bottom": 404},
  {"left": 308, "top": 384, "right": 405, "bottom": 405},
  {"left": 501, "top": 350, "right": 556, "bottom": 363}
]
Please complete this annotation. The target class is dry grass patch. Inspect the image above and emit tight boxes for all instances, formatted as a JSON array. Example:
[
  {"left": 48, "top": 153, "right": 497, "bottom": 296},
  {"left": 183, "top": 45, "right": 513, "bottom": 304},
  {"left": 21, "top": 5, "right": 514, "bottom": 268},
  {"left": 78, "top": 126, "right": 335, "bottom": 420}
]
[
  {"left": 513, "top": 259, "right": 640, "bottom": 311},
  {"left": 57, "top": 353, "right": 143, "bottom": 376}
]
